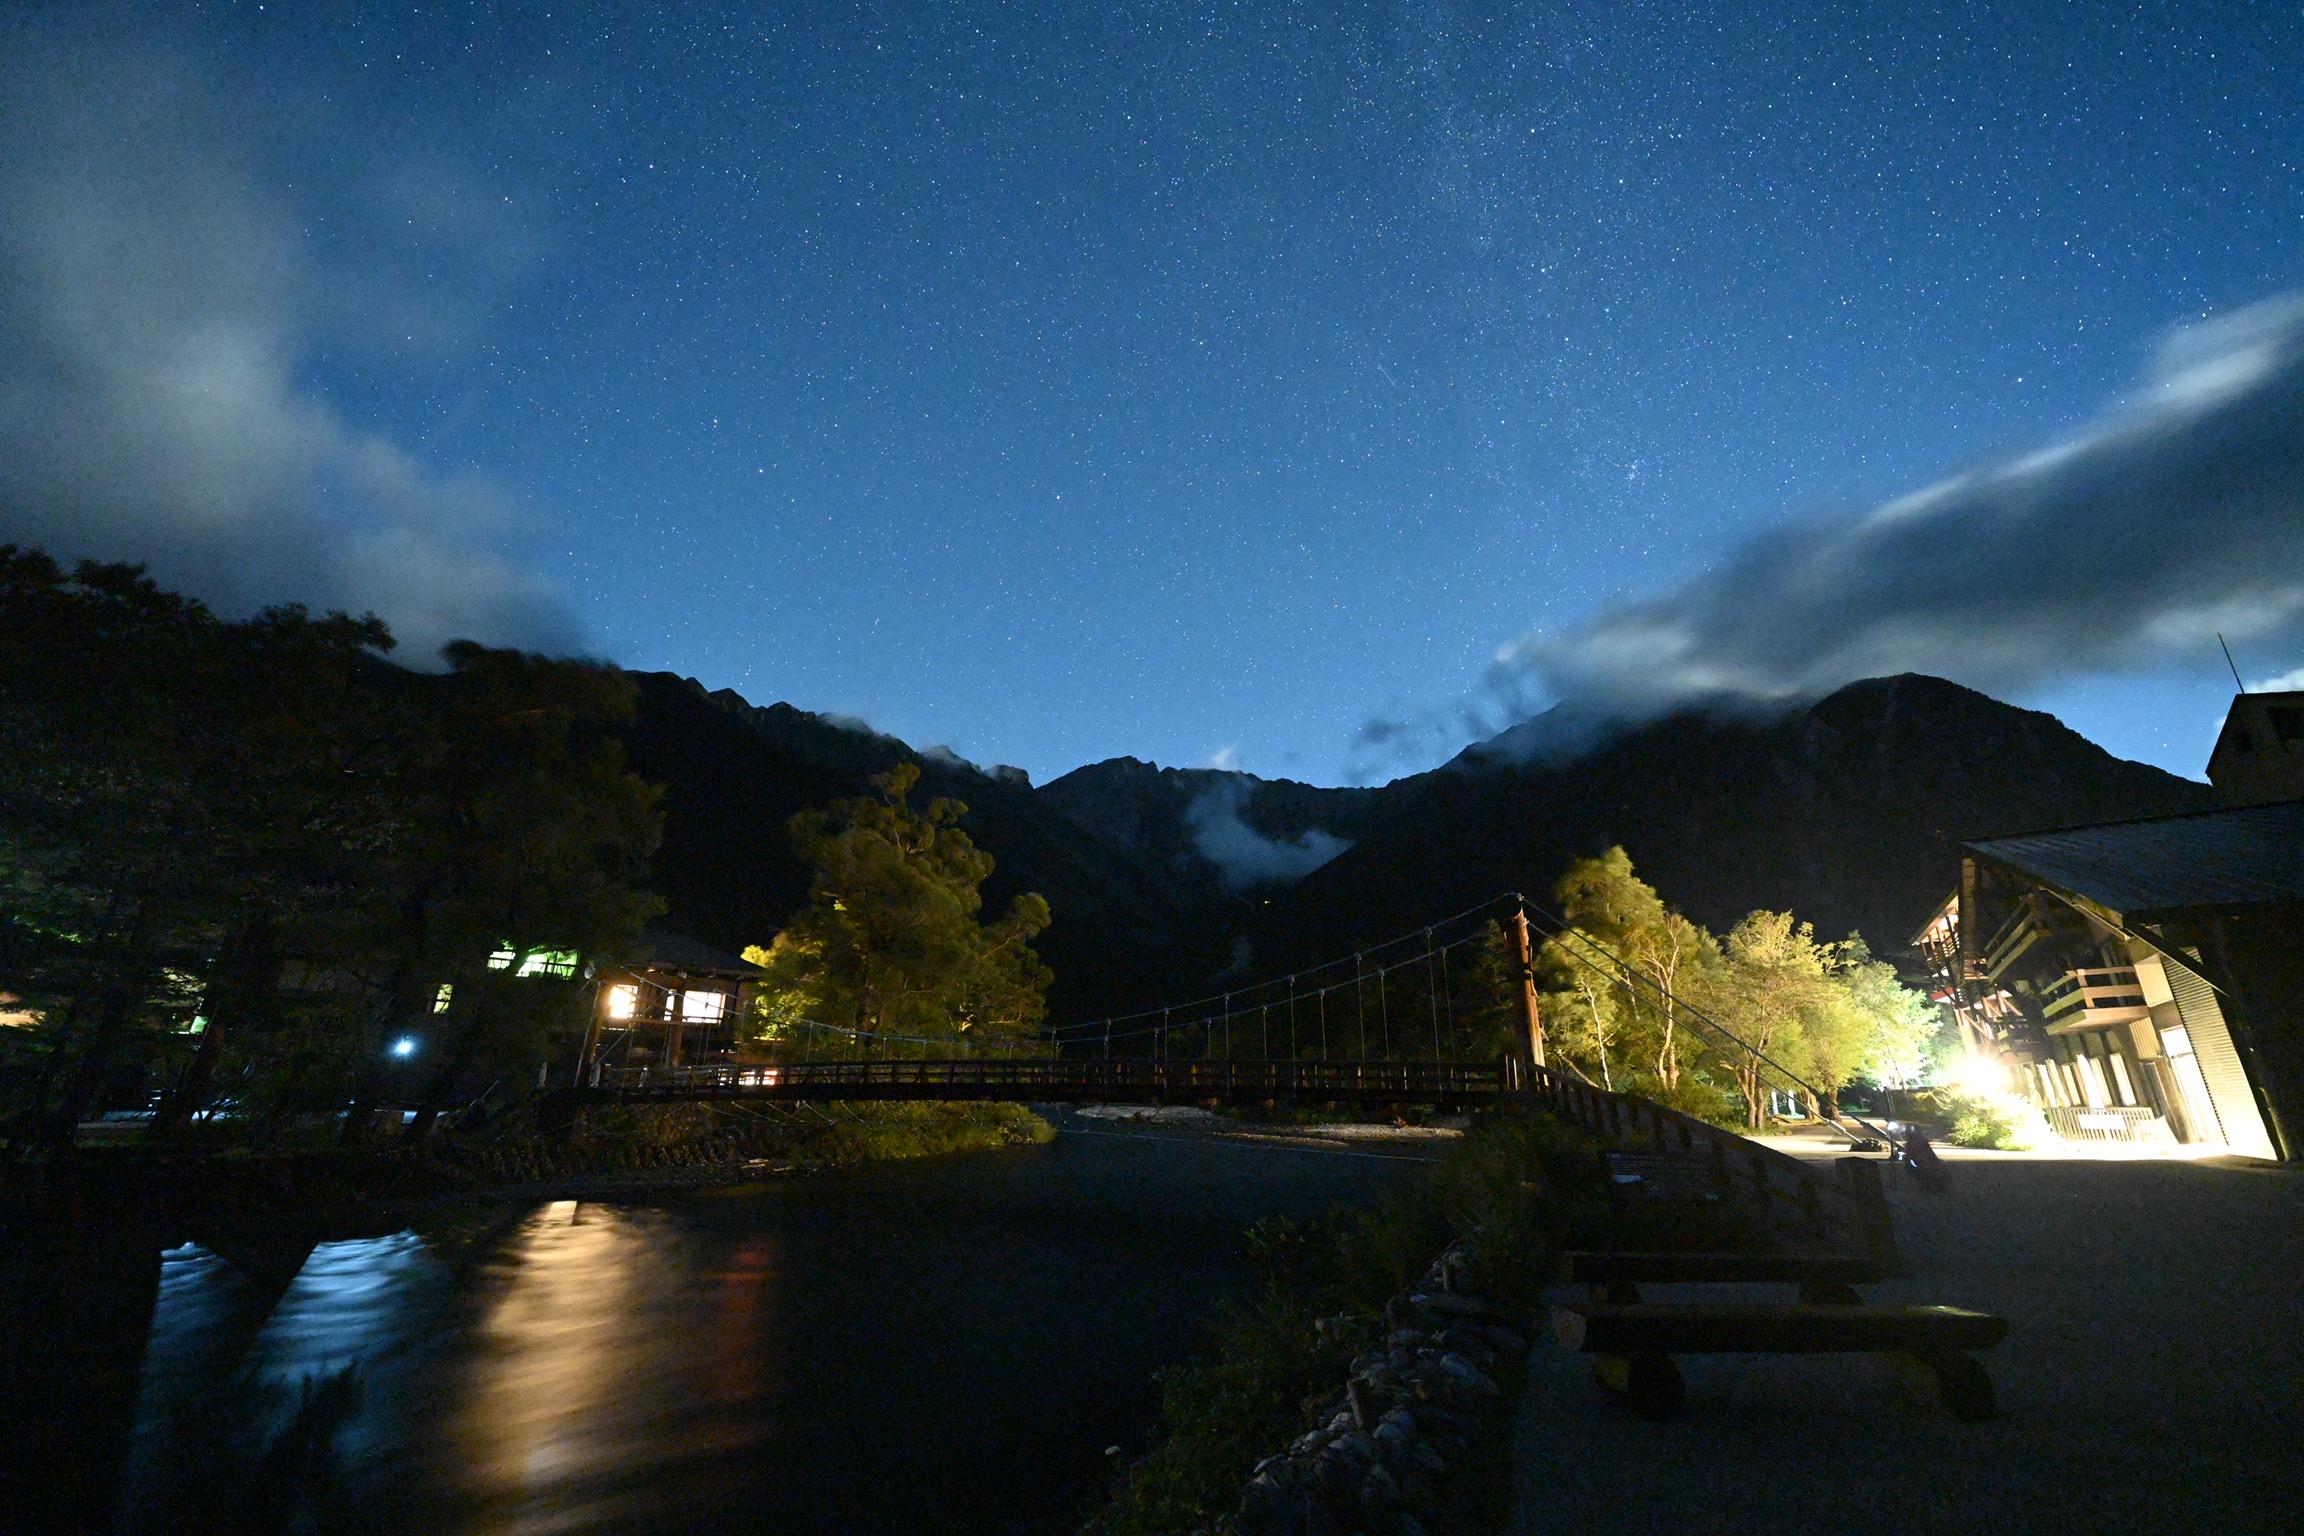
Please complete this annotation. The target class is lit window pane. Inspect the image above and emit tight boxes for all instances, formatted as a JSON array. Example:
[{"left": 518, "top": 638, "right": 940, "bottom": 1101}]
[
  {"left": 606, "top": 985, "right": 637, "bottom": 1021},
  {"left": 684, "top": 991, "right": 728, "bottom": 1022},
  {"left": 433, "top": 984, "right": 453, "bottom": 1014}
]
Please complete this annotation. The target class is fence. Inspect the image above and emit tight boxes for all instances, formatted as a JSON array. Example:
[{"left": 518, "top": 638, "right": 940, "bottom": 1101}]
[{"left": 1525, "top": 1062, "right": 1898, "bottom": 1267}]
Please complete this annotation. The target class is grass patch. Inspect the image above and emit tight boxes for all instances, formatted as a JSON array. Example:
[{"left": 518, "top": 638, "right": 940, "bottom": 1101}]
[{"left": 1080, "top": 1106, "right": 1601, "bottom": 1535}]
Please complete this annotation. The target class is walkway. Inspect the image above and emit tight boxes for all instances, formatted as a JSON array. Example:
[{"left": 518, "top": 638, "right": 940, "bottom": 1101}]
[{"left": 1507, "top": 1145, "right": 2304, "bottom": 1535}]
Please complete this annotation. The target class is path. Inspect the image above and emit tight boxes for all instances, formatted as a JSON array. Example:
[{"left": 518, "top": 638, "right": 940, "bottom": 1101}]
[{"left": 1506, "top": 1145, "right": 2304, "bottom": 1535}]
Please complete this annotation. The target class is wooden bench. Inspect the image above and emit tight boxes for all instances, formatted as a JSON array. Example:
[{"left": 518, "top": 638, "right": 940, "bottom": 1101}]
[
  {"left": 1551, "top": 1300, "right": 2007, "bottom": 1421},
  {"left": 1561, "top": 1249, "right": 1887, "bottom": 1305}
]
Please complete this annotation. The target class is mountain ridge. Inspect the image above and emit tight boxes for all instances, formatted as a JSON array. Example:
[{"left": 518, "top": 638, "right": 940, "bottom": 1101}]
[{"left": 616, "top": 670, "right": 2213, "bottom": 1019}]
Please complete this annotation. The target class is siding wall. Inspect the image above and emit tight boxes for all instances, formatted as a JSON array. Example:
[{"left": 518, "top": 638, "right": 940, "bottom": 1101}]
[{"left": 2165, "top": 955, "right": 2279, "bottom": 1160}]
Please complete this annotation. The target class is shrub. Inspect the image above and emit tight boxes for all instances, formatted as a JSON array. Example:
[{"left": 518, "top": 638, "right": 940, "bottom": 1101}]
[{"left": 1947, "top": 1098, "right": 2032, "bottom": 1150}]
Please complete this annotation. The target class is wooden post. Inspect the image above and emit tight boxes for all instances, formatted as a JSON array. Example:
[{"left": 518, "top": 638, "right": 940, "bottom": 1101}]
[
  {"left": 1500, "top": 906, "right": 1547, "bottom": 1073},
  {"left": 1837, "top": 1156, "right": 1901, "bottom": 1272}
]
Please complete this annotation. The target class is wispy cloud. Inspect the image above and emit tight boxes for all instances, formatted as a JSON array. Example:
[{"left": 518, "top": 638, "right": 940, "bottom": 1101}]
[
  {"left": 0, "top": 20, "right": 580, "bottom": 663},
  {"left": 1183, "top": 779, "right": 1351, "bottom": 889}
]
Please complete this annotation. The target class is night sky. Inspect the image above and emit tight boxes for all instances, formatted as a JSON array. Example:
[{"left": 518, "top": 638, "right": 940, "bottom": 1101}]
[{"left": 5, "top": 2, "right": 2302, "bottom": 784}]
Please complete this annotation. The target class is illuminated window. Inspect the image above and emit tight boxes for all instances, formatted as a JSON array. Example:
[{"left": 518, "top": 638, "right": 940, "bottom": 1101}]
[
  {"left": 605, "top": 985, "right": 638, "bottom": 1021},
  {"left": 487, "top": 948, "right": 580, "bottom": 979},
  {"left": 682, "top": 990, "right": 729, "bottom": 1023},
  {"left": 433, "top": 984, "right": 454, "bottom": 1014}
]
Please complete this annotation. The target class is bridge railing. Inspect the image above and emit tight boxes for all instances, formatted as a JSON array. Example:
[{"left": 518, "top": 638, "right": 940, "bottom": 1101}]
[
  {"left": 599, "top": 1057, "right": 1509, "bottom": 1102},
  {"left": 1525, "top": 1063, "right": 1897, "bottom": 1266}
]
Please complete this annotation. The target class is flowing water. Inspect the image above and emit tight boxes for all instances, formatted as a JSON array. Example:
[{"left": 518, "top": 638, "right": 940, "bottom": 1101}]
[{"left": 66, "top": 1119, "right": 1422, "bottom": 1534}]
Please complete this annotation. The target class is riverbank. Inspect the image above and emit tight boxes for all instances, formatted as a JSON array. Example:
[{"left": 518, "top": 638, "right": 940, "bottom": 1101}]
[
  {"left": 0, "top": 1100, "right": 1056, "bottom": 1251},
  {"left": 1081, "top": 1105, "right": 1605, "bottom": 1535}
]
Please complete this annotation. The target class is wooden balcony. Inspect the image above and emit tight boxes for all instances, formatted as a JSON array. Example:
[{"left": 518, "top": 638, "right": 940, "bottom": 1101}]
[{"left": 2041, "top": 967, "right": 2148, "bottom": 1033}]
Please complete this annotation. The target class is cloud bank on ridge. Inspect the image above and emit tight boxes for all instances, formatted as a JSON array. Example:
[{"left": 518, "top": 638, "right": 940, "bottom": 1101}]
[{"left": 1500, "top": 292, "right": 2304, "bottom": 718}]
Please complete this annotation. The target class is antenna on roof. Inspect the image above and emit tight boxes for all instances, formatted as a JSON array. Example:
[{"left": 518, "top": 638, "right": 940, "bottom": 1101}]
[{"left": 2217, "top": 632, "right": 2246, "bottom": 693}]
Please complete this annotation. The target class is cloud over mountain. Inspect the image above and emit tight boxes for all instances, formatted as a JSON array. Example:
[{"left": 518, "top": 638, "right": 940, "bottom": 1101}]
[
  {"left": 1496, "top": 292, "right": 2304, "bottom": 717},
  {"left": 0, "top": 21, "right": 580, "bottom": 663}
]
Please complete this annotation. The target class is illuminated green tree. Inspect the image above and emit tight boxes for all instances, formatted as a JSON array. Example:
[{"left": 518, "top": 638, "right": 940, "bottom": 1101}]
[
  {"left": 746, "top": 765, "right": 1050, "bottom": 1053},
  {"left": 1544, "top": 847, "right": 1723, "bottom": 1091}
]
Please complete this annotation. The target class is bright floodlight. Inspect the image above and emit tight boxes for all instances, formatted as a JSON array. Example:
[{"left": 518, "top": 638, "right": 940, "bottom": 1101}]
[{"left": 391, "top": 1036, "right": 417, "bottom": 1058}]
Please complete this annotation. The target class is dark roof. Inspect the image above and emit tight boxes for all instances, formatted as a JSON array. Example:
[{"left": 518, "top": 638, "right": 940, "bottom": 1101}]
[
  {"left": 620, "top": 927, "right": 767, "bottom": 980},
  {"left": 1964, "top": 799, "right": 2304, "bottom": 920}
]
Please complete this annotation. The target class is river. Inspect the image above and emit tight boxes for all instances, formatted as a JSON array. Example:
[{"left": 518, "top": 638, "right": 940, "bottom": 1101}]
[{"left": 66, "top": 1115, "right": 1429, "bottom": 1534}]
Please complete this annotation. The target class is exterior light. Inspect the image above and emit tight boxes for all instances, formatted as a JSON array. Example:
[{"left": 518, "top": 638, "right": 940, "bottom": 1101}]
[{"left": 391, "top": 1036, "right": 418, "bottom": 1059}]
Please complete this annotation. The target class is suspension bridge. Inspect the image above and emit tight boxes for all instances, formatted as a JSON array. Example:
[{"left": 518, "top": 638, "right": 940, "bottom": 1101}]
[
  {"left": 592, "top": 894, "right": 1540, "bottom": 1108},
  {"left": 588, "top": 891, "right": 1887, "bottom": 1147}
]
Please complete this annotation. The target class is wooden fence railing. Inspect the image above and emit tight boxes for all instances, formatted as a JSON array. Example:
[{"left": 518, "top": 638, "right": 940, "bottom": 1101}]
[{"left": 1524, "top": 1063, "right": 1898, "bottom": 1267}]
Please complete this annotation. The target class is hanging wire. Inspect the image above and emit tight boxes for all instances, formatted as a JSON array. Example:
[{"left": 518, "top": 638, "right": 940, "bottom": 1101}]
[
  {"left": 1044, "top": 891, "right": 1518, "bottom": 1039},
  {"left": 1376, "top": 963, "right": 1391, "bottom": 1057},
  {"left": 1425, "top": 935, "right": 1444, "bottom": 1059},
  {"left": 1439, "top": 943, "right": 1457, "bottom": 1062}
]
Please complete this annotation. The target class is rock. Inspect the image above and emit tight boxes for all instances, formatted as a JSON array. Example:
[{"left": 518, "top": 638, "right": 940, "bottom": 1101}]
[
  {"left": 1435, "top": 1353, "right": 1501, "bottom": 1396},
  {"left": 1347, "top": 1378, "right": 1374, "bottom": 1429},
  {"left": 1406, "top": 1290, "right": 1494, "bottom": 1321},
  {"left": 1483, "top": 1324, "right": 1530, "bottom": 1357}
]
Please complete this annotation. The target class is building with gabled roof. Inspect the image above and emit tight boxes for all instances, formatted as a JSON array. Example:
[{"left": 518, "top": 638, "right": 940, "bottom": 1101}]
[{"left": 1917, "top": 686, "right": 2303, "bottom": 1161}]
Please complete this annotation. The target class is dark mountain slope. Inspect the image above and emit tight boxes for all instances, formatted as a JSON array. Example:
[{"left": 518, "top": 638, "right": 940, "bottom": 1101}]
[
  {"left": 1256, "top": 674, "right": 2216, "bottom": 964},
  {"left": 619, "top": 670, "right": 2213, "bottom": 1024},
  {"left": 1039, "top": 757, "right": 1381, "bottom": 896},
  {"left": 616, "top": 674, "right": 1221, "bottom": 1020}
]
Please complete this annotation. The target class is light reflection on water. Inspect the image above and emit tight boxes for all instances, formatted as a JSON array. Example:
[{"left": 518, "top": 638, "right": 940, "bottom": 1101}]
[
  {"left": 442, "top": 1202, "right": 770, "bottom": 1531},
  {"left": 105, "top": 1132, "right": 1412, "bottom": 1534}
]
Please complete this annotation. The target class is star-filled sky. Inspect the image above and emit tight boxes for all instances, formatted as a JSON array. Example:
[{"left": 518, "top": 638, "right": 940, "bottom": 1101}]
[{"left": 5, "top": 1, "right": 2302, "bottom": 784}]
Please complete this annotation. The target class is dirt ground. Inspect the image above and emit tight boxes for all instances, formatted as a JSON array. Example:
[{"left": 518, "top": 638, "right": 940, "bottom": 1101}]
[{"left": 1506, "top": 1143, "right": 2304, "bottom": 1536}]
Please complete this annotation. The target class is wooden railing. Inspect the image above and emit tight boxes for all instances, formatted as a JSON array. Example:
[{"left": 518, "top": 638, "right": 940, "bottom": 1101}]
[
  {"left": 1524, "top": 1063, "right": 1898, "bottom": 1267},
  {"left": 599, "top": 1057, "right": 1512, "bottom": 1107}
]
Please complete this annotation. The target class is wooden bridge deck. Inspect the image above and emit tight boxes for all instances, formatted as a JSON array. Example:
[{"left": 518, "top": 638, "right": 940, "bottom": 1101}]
[{"left": 591, "top": 1057, "right": 1511, "bottom": 1107}]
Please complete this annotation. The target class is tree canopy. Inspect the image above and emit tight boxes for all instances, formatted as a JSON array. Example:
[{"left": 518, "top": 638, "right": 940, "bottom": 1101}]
[
  {"left": 1535, "top": 846, "right": 1946, "bottom": 1127},
  {"left": 0, "top": 547, "right": 662, "bottom": 1144},
  {"left": 745, "top": 765, "right": 1051, "bottom": 1053}
]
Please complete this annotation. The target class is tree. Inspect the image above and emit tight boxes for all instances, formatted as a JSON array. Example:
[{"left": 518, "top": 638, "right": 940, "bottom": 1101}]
[
  {"left": 1841, "top": 939, "right": 1948, "bottom": 1093},
  {"left": 746, "top": 765, "right": 1050, "bottom": 1053},
  {"left": 1715, "top": 910, "right": 1830, "bottom": 1128},
  {"left": 0, "top": 548, "right": 665, "bottom": 1144},
  {"left": 1547, "top": 847, "right": 1721, "bottom": 1090},
  {"left": 389, "top": 644, "right": 664, "bottom": 1139}
]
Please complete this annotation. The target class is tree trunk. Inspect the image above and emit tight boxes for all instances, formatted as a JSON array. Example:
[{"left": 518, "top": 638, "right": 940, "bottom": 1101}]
[
  {"left": 153, "top": 918, "right": 280, "bottom": 1137},
  {"left": 48, "top": 892, "right": 158, "bottom": 1149}
]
